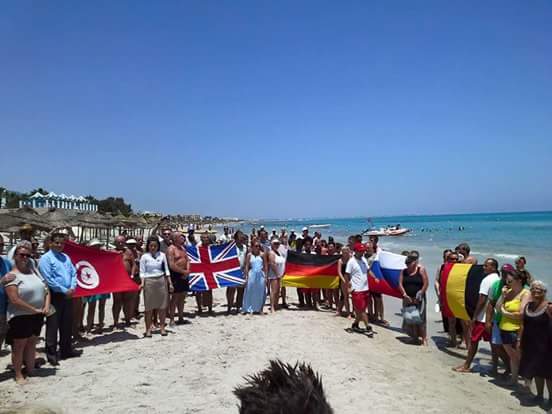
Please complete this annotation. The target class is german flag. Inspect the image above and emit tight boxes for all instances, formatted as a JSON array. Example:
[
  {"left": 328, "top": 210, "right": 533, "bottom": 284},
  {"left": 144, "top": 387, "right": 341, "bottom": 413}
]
[
  {"left": 441, "top": 263, "right": 486, "bottom": 321},
  {"left": 282, "top": 251, "right": 339, "bottom": 289}
]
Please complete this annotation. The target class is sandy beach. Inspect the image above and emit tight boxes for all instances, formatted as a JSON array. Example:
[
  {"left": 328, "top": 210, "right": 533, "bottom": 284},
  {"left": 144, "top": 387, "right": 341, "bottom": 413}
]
[{"left": 0, "top": 288, "right": 541, "bottom": 414}]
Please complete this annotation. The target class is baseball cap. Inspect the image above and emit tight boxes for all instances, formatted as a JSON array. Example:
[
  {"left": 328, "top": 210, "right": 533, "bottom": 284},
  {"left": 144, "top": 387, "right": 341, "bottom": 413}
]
[
  {"left": 501, "top": 263, "right": 515, "bottom": 274},
  {"left": 88, "top": 238, "right": 102, "bottom": 247},
  {"left": 353, "top": 242, "right": 367, "bottom": 253},
  {"left": 302, "top": 226, "right": 308, "bottom": 232}
]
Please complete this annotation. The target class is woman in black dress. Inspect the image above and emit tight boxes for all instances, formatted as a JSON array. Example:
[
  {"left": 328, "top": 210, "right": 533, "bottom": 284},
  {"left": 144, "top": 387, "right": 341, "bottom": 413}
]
[
  {"left": 519, "top": 280, "right": 552, "bottom": 406},
  {"left": 399, "top": 254, "right": 429, "bottom": 346}
]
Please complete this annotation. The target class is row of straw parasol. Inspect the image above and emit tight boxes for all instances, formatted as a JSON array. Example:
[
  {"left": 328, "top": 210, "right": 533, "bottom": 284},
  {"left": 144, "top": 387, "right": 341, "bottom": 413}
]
[
  {"left": 0, "top": 207, "right": 157, "bottom": 244},
  {"left": 0, "top": 207, "right": 226, "bottom": 246}
]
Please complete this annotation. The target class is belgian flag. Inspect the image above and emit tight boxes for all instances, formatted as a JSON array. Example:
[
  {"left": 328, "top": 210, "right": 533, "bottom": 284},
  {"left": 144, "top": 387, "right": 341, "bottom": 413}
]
[
  {"left": 440, "top": 263, "right": 486, "bottom": 320},
  {"left": 282, "top": 251, "right": 340, "bottom": 289}
]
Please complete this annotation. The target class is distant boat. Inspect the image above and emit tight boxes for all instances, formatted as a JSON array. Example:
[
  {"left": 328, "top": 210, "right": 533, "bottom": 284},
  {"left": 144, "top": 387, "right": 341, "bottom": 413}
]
[{"left": 309, "top": 224, "right": 331, "bottom": 229}]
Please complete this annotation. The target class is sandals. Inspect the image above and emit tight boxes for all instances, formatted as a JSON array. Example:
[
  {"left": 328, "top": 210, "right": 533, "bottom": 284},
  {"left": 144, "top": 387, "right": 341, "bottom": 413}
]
[
  {"left": 351, "top": 323, "right": 363, "bottom": 333},
  {"left": 453, "top": 366, "right": 472, "bottom": 373},
  {"left": 143, "top": 333, "right": 152, "bottom": 338}
]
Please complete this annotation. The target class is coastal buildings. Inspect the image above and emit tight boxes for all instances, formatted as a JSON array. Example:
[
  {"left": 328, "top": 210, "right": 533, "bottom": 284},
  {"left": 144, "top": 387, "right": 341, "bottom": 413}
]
[{"left": 19, "top": 191, "right": 98, "bottom": 212}]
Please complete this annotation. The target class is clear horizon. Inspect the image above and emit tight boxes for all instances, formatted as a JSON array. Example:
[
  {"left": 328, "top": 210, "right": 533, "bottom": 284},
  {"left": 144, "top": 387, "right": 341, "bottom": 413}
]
[
  {"left": 246, "top": 209, "right": 552, "bottom": 222},
  {"left": 1, "top": 1, "right": 551, "bottom": 218}
]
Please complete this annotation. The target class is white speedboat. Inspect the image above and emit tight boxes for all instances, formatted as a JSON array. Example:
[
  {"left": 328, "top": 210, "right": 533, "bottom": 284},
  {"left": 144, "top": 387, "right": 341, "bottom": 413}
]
[
  {"left": 309, "top": 224, "right": 331, "bottom": 229},
  {"left": 364, "top": 226, "right": 410, "bottom": 237}
]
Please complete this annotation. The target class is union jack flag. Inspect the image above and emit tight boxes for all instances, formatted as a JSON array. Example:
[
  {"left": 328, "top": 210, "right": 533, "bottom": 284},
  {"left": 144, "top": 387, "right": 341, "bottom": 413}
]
[{"left": 186, "top": 242, "right": 245, "bottom": 291}]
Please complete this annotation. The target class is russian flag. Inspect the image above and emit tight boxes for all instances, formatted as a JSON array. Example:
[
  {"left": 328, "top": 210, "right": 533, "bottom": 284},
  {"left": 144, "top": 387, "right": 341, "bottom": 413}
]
[{"left": 369, "top": 250, "right": 406, "bottom": 299}]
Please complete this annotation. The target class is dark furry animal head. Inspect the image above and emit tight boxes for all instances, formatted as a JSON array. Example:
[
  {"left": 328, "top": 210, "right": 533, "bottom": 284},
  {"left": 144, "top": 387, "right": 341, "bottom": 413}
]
[{"left": 234, "top": 360, "right": 333, "bottom": 414}]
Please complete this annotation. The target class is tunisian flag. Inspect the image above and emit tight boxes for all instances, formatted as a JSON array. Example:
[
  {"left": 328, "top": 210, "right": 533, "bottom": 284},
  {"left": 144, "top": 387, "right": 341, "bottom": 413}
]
[{"left": 64, "top": 241, "right": 139, "bottom": 297}]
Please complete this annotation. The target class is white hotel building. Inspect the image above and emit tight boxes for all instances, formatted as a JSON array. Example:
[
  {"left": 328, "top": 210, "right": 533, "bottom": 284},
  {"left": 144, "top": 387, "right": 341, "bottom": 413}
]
[{"left": 20, "top": 192, "right": 98, "bottom": 212}]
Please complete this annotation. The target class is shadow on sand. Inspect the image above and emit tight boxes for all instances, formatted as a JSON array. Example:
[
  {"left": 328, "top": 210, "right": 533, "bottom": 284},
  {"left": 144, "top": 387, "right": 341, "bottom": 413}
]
[
  {"left": 77, "top": 331, "right": 140, "bottom": 348},
  {"left": 0, "top": 366, "right": 57, "bottom": 383}
]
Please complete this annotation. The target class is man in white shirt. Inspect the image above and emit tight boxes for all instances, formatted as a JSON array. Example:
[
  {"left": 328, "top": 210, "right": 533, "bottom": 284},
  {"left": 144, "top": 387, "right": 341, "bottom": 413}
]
[
  {"left": 454, "top": 258, "right": 500, "bottom": 373},
  {"left": 345, "top": 243, "right": 373, "bottom": 335},
  {"left": 219, "top": 227, "right": 231, "bottom": 244}
]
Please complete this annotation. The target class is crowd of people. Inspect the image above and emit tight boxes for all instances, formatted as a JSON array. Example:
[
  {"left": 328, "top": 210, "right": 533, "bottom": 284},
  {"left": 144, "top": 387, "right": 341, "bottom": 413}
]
[
  {"left": 433, "top": 244, "right": 552, "bottom": 408},
  {"left": 0, "top": 224, "right": 551, "bottom": 410}
]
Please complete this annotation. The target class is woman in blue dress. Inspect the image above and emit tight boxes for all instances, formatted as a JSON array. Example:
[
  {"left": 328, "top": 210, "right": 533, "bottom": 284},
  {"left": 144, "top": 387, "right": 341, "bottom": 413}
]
[{"left": 241, "top": 241, "right": 268, "bottom": 314}]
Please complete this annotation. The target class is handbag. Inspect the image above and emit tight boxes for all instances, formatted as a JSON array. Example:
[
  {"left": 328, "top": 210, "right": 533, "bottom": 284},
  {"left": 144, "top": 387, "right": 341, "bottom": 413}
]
[{"left": 403, "top": 304, "right": 423, "bottom": 325}]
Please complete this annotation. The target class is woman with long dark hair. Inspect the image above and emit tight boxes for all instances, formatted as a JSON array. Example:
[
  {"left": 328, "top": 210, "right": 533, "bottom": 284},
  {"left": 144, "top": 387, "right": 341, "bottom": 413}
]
[{"left": 140, "top": 236, "right": 172, "bottom": 337}]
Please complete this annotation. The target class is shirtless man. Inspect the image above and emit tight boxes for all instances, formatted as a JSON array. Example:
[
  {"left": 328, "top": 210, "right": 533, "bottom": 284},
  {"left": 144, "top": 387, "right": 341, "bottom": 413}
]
[
  {"left": 112, "top": 235, "right": 137, "bottom": 328},
  {"left": 196, "top": 232, "right": 213, "bottom": 314},
  {"left": 456, "top": 243, "right": 478, "bottom": 265},
  {"left": 167, "top": 232, "right": 190, "bottom": 325}
]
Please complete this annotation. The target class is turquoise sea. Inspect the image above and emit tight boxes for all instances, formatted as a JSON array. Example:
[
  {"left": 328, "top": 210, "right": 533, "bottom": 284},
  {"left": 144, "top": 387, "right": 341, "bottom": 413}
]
[{"left": 236, "top": 211, "right": 552, "bottom": 286}]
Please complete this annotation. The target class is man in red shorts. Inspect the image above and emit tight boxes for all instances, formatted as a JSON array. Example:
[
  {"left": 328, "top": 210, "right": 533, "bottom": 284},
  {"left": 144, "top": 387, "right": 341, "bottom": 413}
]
[
  {"left": 345, "top": 242, "right": 373, "bottom": 336},
  {"left": 454, "top": 258, "right": 500, "bottom": 372}
]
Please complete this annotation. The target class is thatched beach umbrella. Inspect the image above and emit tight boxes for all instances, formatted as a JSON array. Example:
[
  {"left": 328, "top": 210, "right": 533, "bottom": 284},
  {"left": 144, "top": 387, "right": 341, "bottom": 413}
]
[
  {"left": 3, "top": 207, "right": 52, "bottom": 231},
  {"left": 39, "top": 208, "right": 77, "bottom": 228},
  {"left": 72, "top": 211, "right": 113, "bottom": 243},
  {"left": 125, "top": 214, "right": 148, "bottom": 236},
  {"left": 0, "top": 213, "right": 27, "bottom": 233}
]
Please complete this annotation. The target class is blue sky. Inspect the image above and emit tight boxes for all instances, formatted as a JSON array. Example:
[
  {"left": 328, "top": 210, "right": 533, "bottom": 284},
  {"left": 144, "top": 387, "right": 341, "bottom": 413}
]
[{"left": 1, "top": 1, "right": 551, "bottom": 218}]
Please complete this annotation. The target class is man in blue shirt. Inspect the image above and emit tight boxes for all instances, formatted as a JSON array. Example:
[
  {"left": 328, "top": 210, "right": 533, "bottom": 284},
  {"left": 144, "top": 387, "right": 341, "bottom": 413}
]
[
  {"left": 39, "top": 232, "right": 82, "bottom": 365},
  {"left": 0, "top": 235, "right": 14, "bottom": 350}
]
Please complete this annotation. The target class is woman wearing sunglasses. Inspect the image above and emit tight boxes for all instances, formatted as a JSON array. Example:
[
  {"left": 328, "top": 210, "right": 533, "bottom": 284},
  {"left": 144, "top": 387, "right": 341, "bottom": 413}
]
[
  {"left": 519, "top": 280, "right": 552, "bottom": 406},
  {"left": 4, "top": 243, "right": 51, "bottom": 384},
  {"left": 495, "top": 270, "right": 530, "bottom": 386}
]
